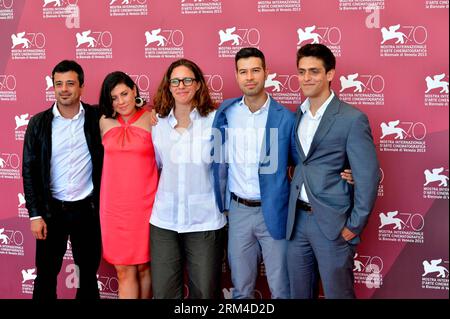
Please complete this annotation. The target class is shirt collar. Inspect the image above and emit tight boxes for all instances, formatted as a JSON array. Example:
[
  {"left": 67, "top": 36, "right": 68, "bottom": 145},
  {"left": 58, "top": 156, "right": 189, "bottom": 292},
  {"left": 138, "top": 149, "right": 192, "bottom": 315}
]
[
  {"left": 168, "top": 107, "right": 200, "bottom": 129},
  {"left": 52, "top": 103, "right": 84, "bottom": 120},
  {"left": 239, "top": 93, "right": 270, "bottom": 114},
  {"left": 300, "top": 91, "right": 335, "bottom": 119}
]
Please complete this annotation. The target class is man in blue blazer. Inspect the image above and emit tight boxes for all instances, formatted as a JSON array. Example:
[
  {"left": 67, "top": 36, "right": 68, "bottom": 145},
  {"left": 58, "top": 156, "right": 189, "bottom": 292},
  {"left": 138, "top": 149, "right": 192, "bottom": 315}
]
[
  {"left": 212, "top": 47, "right": 297, "bottom": 298},
  {"left": 286, "top": 44, "right": 380, "bottom": 298}
]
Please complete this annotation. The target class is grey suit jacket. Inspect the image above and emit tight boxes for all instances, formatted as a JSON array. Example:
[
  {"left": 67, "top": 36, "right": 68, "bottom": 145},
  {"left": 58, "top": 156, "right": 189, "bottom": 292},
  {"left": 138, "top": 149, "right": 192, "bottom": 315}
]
[{"left": 286, "top": 95, "right": 380, "bottom": 241}]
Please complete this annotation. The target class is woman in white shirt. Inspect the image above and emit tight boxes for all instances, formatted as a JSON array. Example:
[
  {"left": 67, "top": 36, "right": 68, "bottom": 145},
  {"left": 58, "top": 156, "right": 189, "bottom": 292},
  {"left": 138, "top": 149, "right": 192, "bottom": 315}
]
[{"left": 150, "top": 59, "right": 227, "bottom": 299}]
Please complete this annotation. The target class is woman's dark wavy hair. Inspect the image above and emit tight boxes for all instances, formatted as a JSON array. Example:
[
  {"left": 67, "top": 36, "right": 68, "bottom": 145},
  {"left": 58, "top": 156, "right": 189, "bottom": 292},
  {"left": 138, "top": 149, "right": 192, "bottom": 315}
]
[
  {"left": 153, "top": 59, "right": 215, "bottom": 118},
  {"left": 99, "top": 71, "right": 145, "bottom": 119}
]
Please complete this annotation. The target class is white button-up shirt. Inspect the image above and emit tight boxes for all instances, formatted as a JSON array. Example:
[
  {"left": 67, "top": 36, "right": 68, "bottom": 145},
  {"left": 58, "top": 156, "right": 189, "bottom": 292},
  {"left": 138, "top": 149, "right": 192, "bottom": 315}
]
[
  {"left": 225, "top": 95, "right": 270, "bottom": 200},
  {"left": 297, "top": 91, "right": 335, "bottom": 203},
  {"left": 50, "top": 103, "right": 93, "bottom": 201},
  {"left": 150, "top": 108, "right": 227, "bottom": 233}
]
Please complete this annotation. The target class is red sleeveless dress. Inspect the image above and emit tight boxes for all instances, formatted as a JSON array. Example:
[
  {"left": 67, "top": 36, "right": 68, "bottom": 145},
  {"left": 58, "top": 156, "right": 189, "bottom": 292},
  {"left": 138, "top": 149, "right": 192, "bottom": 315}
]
[{"left": 100, "top": 109, "right": 158, "bottom": 265}]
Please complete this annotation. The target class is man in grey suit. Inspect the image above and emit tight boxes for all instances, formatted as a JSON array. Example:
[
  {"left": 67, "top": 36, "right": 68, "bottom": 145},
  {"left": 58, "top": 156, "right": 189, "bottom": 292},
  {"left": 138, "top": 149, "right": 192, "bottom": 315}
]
[{"left": 286, "top": 44, "right": 380, "bottom": 299}]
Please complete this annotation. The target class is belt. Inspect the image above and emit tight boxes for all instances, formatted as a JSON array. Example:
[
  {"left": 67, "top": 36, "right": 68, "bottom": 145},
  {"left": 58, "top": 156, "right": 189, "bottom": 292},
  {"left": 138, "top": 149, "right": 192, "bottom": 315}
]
[
  {"left": 296, "top": 199, "right": 312, "bottom": 212},
  {"left": 231, "top": 193, "right": 261, "bottom": 207},
  {"left": 51, "top": 195, "right": 93, "bottom": 210}
]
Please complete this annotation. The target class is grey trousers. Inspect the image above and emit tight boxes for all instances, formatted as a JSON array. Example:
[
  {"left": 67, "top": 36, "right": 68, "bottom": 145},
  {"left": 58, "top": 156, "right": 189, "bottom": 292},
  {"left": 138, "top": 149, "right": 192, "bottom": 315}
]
[
  {"left": 150, "top": 224, "right": 225, "bottom": 299},
  {"left": 286, "top": 209, "right": 357, "bottom": 299},
  {"left": 227, "top": 199, "right": 290, "bottom": 299}
]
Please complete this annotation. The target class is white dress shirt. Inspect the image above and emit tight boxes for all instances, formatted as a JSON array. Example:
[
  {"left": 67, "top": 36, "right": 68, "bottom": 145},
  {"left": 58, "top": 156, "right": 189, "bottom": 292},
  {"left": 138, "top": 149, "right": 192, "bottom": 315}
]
[
  {"left": 50, "top": 103, "right": 93, "bottom": 201},
  {"left": 150, "top": 108, "right": 227, "bottom": 233},
  {"left": 225, "top": 95, "right": 270, "bottom": 200},
  {"left": 297, "top": 91, "right": 335, "bottom": 203}
]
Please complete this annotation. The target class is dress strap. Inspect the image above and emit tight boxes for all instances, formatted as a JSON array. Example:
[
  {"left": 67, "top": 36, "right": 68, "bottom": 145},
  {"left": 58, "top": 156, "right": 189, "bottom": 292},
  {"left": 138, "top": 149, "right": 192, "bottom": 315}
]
[{"left": 117, "top": 108, "right": 145, "bottom": 127}]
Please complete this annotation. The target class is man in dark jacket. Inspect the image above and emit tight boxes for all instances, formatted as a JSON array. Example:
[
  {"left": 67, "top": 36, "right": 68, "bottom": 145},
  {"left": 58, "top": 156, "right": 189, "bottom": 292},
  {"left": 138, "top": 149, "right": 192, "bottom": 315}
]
[{"left": 22, "top": 60, "right": 103, "bottom": 299}]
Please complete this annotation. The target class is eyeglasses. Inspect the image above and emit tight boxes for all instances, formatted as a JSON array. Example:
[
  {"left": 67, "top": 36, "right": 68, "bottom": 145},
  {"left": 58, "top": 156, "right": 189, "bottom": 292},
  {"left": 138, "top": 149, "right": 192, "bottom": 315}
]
[{"left": 169, "top": 77, "right": 197, "bottom": 87}]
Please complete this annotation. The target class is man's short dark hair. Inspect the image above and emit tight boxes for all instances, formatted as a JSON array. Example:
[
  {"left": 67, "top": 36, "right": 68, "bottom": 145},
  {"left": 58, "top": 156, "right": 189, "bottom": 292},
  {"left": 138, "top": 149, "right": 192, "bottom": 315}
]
[
  {"left": 52, "top": 60, "right": 84, "bottom": 86},
  {"left": 235, "top": 47, "right": 266, "bottom": 70},
  {"left": 296, "top": 44, "right": 336, "bottom": 73}
]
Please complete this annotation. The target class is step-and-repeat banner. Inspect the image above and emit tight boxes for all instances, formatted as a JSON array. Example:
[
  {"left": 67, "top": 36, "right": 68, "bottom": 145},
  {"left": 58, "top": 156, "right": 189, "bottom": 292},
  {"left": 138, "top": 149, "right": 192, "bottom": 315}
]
[{"left": 0, "top": 0, "right": 448, "bottom": 299}]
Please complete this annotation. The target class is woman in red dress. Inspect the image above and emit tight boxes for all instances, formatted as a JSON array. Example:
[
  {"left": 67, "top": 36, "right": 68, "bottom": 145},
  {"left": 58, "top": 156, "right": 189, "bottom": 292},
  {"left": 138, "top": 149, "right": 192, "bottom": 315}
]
[{"left": 99, "top": 72, "right": 158, "bottom": 299}]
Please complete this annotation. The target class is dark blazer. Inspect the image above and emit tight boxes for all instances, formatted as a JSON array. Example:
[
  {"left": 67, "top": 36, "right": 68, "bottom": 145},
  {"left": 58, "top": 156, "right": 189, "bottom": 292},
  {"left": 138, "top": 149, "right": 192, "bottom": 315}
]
[
  {"left": 22, "top": 103, "right": 103, "bottom": 219},
  {"left": 212, "top": 96, "right": 298, "bottom": 240},
  {"left": 286, "top": 95, "right": 380, "bottom": 241}
]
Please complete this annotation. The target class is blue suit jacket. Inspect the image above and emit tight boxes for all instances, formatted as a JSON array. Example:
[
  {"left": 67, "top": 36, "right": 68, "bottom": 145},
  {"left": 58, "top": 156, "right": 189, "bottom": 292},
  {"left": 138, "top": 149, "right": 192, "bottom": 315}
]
[
  {"left": 286, "top": 95, "right": 380, "bottom": 241},
  {"left": 212, "top": 96, "right": 298, "bottom": 240}
]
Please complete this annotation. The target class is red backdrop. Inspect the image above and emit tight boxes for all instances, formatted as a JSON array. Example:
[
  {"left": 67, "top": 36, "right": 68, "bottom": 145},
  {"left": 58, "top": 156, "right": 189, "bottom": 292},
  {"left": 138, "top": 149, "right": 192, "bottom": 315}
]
[{"left": 0, "top": 0, "right": 448, "bottom": 299}]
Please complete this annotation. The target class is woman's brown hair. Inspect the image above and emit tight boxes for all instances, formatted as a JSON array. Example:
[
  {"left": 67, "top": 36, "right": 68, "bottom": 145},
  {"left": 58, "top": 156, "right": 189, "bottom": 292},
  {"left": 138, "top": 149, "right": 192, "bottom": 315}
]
[{"left": 153, "top": 59, "right": 215, "bottom": 118}]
